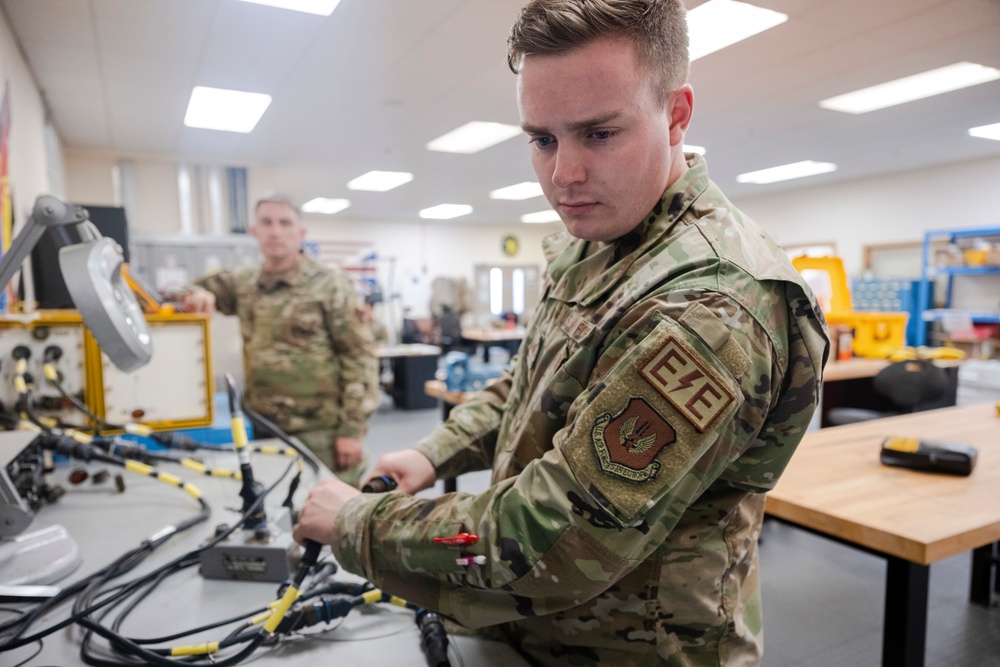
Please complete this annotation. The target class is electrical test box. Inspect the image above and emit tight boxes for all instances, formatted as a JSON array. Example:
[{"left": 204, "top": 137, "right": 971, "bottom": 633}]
[{"left": 0, "top": 310, "right": 214, "bottom": 431}]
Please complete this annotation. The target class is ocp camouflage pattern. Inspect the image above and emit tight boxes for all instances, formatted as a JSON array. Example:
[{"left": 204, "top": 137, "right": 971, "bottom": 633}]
[
  {"left": 333, "top": 155, "right": 829, "bottom": 665},
  {"left": 196, "top": 253, "right": 379, "bottom": 449}
]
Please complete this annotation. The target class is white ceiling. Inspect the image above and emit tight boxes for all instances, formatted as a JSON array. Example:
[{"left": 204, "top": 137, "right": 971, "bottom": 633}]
[{"left": 3, "top": 0, "right": 1000, "bottom": 225}]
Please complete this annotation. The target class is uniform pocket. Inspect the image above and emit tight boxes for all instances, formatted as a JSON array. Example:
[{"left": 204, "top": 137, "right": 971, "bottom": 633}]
[{"left": 284, "top": 302, "right": 325, "bottom": 344}]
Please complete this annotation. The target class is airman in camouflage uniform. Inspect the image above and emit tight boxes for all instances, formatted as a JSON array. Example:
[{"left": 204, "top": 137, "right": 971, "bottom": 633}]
[
  {"left": 187, "top": 195, "right": 379, "bottom": 487},
  {"left": 294, "top": 1, "right": 829, "bottom": 664}
]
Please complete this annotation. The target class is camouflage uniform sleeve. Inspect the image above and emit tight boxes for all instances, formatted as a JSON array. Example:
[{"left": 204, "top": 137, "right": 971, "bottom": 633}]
[
  {"left": 332, "top": 293, "right": 809, "bottom": 628},
  {"left": 194, "top": 271, "right": 237, "bottom": 315},
  {"left": 411, "top": 372, "right": 512, "bottom": 478},
  {"left": 325, "top": 274, "right": 379, "bottom": 439}
]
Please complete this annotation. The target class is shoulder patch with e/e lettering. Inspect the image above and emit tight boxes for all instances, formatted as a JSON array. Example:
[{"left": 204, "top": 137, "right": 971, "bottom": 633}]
[
  {"left": 639, "top": 334, "right": 736, "bottom": 432},
  {"left": 591, "top": 397, "right": 676, "bottom": 482}
]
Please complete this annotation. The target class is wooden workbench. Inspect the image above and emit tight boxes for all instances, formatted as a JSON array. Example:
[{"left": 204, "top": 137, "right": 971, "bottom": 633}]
[{"left": 766, "top": 402, "right": 1000, "bottom": 666}]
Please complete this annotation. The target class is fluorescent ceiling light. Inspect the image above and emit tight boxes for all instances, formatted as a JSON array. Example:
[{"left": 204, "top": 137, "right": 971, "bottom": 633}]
[
  {"left": 426, "top": 121, "right": 523, "bottom": 154},
  {"left": 347, "top": 170, "right": 414, "bottom": 192},
  {"left": 687, "top": 0, "right": 788, "bottom": 61},
  {"left": 521, "top": 210, "right": 561, "bottom": 224},
  {"left": 969, "top": 121, "right": 1000, "bottom": 141},
  {"left": 236, "top": 0, "right": 341, "bottom": 16},
  {"left": 302, "top": 197, "right": 350, "bottom": 214},
  {"left": 490, "top": 182, "right": 543, "bottom": 200},
  {"left": 184, "top": 86, "right": 272, "bottom": 133},
  {"left": 684, "top": 144, "right": 707, "bottom": 155},
  {"left": 736, "top": 160, "right": 837, "bottom": 184},
  {"left": 819, "top": 62, "right": 1000, "bottom": 114},
  {"left": 419, "top": 204, "right": 473, "bottom": 220}
]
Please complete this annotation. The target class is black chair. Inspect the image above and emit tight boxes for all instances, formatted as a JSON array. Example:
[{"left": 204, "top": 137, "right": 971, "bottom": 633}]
[
  {"left": 435, "top": 306, "right": 464, "bottom": 354},
  {"left": 826, "top": 359, "right": 950, "bottom": 426}
]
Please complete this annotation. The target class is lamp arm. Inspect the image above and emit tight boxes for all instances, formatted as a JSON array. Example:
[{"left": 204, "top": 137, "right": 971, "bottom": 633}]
[{"left": 0, "top": 195, "right": 89, "bottom": 290}]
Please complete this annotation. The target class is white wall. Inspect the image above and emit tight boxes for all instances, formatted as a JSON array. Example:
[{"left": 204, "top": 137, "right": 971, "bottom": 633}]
[
  {"left": 64, "top": 148, "right": 559, "bottom": 318},
  {"left": 302, "top": 217, "right": 555, "bottom": 319},
  {"left": 64, "top": 149, "right": 117, "bottom": 203},
  {"left": 0, "top": 8, "right": 62, "bottom": 219},
  {"left": 64, "top": 149, "right": 182, "bottom": 235},
  {"left": 734, "top": 156, "right": 1000, "bottom": 277}
]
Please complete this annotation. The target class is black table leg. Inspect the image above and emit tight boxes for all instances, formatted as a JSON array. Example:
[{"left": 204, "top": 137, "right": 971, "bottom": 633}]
[
  {"left": 440, "top": 399, "right": 457, "bottom": 494},
  {"left": 969, "top": 542, "right": 997, "bottom": 606},
  {"left": 883, "top": 557, "right": 929, "bottom": 667}
]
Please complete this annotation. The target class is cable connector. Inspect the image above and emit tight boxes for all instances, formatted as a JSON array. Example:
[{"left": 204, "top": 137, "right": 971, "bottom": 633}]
[
  {"left": 41, "top": 435, "right": 121, "bottom": 466},
  {"left": 149, "top": 431, "right": 201, "bottom": 451},
  {"left": 416, "top": 609, "right": 451, "bottom": 667},
  {"left": 361, "top": 475, "right": 398, "bottom": 494},
  {"left": 274, "top": 595, "right": 358, "bottom": 633}
]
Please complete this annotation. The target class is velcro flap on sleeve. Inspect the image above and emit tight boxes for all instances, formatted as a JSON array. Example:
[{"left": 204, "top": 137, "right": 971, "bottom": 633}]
[
  {"left": 679, "top": 301, "right": 750, "bottom": 379},
  {"left": 562, "top": 315, "right": 743, "bottom": 523}
]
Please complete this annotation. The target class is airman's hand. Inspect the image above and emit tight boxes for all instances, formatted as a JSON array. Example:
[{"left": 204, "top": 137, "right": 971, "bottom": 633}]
[
  {"left": 181, "top": 287, "right": 216, "bottom": 313},
  {"left": 365, "top": 449, "right": 436, "bottom": 494},
  {"left": 292, "top": 477, "right": 361, "bottom": 546}
]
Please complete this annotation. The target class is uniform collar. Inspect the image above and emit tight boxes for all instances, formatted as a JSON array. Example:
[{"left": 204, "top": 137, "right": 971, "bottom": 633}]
[
  {"left": 255, "top": 252, "right": 313, "bottom": 291},
  {"left": 545, "top": 154, "right": 711, "bottom": 306}
]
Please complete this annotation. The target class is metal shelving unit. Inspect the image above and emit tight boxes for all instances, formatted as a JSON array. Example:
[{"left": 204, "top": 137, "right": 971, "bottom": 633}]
[{"left": 917, "top": 227, "right": 1000, "bottom": 345}]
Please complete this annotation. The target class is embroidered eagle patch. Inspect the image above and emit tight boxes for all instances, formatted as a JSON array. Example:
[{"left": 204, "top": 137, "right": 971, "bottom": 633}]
[{"left": 591, "top": 397, "right": 676, "bottom": 482}]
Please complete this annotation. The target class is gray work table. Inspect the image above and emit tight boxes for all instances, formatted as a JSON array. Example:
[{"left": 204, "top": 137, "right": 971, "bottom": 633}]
[{"left": 1, "top": 437, "right": 527, "bottom": 666}]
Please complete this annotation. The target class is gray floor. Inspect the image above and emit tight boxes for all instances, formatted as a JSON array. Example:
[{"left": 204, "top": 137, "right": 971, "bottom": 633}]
[{"left": 364, "top": 404, "right": 1000, "bottom": 665}]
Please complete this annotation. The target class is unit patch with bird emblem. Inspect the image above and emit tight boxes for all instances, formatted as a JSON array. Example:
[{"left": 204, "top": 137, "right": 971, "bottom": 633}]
[{"left": 591, "top": 397, "right": 676, "bottom": 482}]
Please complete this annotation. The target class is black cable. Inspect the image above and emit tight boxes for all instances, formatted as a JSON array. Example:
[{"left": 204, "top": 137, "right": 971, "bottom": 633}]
[
  {"left": 0, "top": 410, "right": 364, "bottom": 665},
  {"left": 10, "top": 638, "right": 44, "bottom": 667},
  {"left": 0, "top": 607, "right": 42, "bottom": 666},
  {"left": 94, "top": 437, "right": 182, "bottom": 466},
  {"left": 147, "top": 431, "right": 207, "bottom": 452},
  {"left": 224, "top": 374, "right": 267, "bottom": 532},
  {"left": 69, "top": 459, "right": 298, "bottom": 665},
  {"left": 0, "top": 541, "right": 158, "bottom": 649},
  {"left": 43, "top": 353, "right": 115, "bottom": 434},
  {"left": 238, "top": 404, "right": 322, "bottom": 474},
  {"left": 282, "top": 469, "right": 301, "bottom": 509},
  {"left": 42, "top": 350, "right": 211, "bottom": 451},
  {"left": 125, "top": 607, "right": 266, "bottom": 645},
  {"left": 415, "top": 609, "right": 452, "bottom": 667},
  {"left": 0, "top": 438, "right": 218, "bottom": 652}
]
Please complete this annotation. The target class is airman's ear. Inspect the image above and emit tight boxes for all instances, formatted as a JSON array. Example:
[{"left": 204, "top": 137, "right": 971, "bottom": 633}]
[{"left": 668, "top": 84, "right": 694, "bottom": 145}]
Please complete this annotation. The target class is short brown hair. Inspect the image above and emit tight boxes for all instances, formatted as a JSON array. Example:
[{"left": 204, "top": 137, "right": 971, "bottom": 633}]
[
  {"left": 507, "top": 0, "right": 689, "bottom": 96},
  {"left": 254, "top": 192, "right": 301, "bottom": 219}
]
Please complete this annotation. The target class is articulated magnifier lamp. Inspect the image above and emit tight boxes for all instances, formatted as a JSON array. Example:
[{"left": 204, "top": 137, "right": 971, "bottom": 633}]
[
  {"left": 0, "top": 195, "right": 153, "bottom": 588},
  {"left": 0, "top": 194, "right": 152, "bottom": 372}
]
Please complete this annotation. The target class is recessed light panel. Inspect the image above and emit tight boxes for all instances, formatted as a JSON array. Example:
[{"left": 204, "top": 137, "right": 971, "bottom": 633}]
[
  {"left": 347, "top": 171, "right": 414, "bottom": 192},
  {"left": 736, "top": 161, "right": 837, "bottom": 184},
  {"left": 184, "top": 86, "right": 272, "bottom": 133},
  {"left": 819, "top": 62, "right": 1000, "bottom": 114},
  {"left": 419, "top": 204, "right": 473, "bottom": 220},
  {"left": 302, "top": 197, "right": 350, "bottom": 214},
  {"left": 236, "top": 0, "right": 341, "bottom": 16},
  {"left": 684, "top": 144, "right": 707, "bottom": 155},
  {"left": 426, "top": 121, "right": 523, "bottom": 154},
  {"left": 521, "top": 210, "right": 561, "bottom": 224},
  {"left": 687, "top": 0, "right": 788, "bottom": 61},
  {"left": 969, "top": 122, "right": 1000, "bottom": 141},
  {"left": 489, "top": 182, "right": 544, "bottom": 200}
]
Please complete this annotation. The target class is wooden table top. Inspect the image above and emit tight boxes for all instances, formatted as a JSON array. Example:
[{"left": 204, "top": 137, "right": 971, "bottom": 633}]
[
  {"left": 823, "top": 357, "right": 963, "bottom": 382},
  {"left": 424, "top": 379, "right": 474, "bottom": 405},
  {"left": 461, "top": 327, "right": 526, "bottom": 342},
  {"left": 375, "top": 343, "right": 442, "bottom": 358},
  {"left": 766, "top": 402, "right": 1000, "bottom": 565}
]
